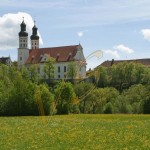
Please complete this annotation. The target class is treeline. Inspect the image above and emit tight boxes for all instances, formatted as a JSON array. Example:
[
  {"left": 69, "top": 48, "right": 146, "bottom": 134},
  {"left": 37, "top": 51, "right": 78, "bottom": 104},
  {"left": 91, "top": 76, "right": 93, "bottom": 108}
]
[{"left": 0, "top": 62, "right": 150, "bottom": 116}]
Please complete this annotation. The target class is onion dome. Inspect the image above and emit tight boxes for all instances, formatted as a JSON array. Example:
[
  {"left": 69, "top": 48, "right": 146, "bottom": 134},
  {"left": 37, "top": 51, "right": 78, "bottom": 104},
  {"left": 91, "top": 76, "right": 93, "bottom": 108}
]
[
  {"left": 30, "top": 21, "right": 39, "bottom": 40},
  {"left": 19, "top": 20, "right": 28, "bottom": 37}
]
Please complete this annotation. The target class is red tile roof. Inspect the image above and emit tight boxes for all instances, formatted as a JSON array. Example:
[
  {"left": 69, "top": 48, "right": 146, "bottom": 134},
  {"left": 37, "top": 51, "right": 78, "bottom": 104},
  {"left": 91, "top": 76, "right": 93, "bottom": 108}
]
[
  {"left": 98, "top": 58, "right": 150, "bottom": 68},
  {"left": 26, "top": 45, "right": 79, "bottom": 64}
]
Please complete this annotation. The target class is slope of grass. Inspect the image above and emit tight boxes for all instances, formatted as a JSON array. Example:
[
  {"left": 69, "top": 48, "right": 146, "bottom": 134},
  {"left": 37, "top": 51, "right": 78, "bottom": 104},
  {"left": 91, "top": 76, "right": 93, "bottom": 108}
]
[{"left": 0, "top": 115, "right": 150, "bottom": 150}]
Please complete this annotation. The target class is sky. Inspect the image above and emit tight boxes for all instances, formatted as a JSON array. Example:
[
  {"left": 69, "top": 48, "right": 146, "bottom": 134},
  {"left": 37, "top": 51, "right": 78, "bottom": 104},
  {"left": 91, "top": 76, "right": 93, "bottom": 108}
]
[{"left": 1, "top": 0, "right": 150, "bottom": 69}]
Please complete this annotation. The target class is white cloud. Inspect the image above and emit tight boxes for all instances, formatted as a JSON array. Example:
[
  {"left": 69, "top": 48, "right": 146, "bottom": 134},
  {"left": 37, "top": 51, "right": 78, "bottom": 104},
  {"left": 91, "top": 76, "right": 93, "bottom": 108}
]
[
  {"left": 113, "top": 45, "right": 134, "bottom": 54},
  {"left": 103, "top": 44, "right": 134, "bottom": 58},
  {"left": 104, "top": 50, "right": 120, "bottom": 58},
  {"left": 1, "top": 1, "right": 150, "bottom": 28},
  {"left": 77, "top": 31, "right": 84, "bottom": 37},
  {"left": 77, "top": 30, "right": 88, "bottom": 37},
  {"left": 0, "top": 12, "right": 43, "bottom": 51},
  {"left": 141, "top": 29, "right": 150, "bottom": 41}
]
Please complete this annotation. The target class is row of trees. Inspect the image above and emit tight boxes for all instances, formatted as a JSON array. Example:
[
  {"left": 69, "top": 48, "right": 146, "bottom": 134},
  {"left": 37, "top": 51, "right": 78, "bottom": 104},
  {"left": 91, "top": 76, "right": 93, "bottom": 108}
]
[
  {"left": 74, "top": 82, "right": 150, "bottom": 114},
  {"left": 0, "top": 63, "right": 79, "bottom": 116},
  {"left": 0, "top": 61, "right": 150, "bottom": 116},
  {"left": 95, "top": 62, "right": 150, "bottom": 91}
]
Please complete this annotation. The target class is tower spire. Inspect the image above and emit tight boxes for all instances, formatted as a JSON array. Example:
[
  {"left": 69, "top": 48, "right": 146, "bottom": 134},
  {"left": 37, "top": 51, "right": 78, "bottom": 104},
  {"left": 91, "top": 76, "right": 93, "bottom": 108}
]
[
  {"left": 34, "top": 20, "right": 36, "bottom": 25},
  {"left": 19, "top": 18, "right": 28, "bottom": 37},
  {"left": 18, "top": 18, "right": 29, "bottom": 68},
  {"left": 30, "top": 20, "right": 39, "bottom": 49}
]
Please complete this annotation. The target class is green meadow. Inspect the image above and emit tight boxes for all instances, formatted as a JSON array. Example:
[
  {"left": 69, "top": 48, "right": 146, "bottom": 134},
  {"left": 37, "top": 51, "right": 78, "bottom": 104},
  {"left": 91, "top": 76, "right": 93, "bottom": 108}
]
[{"left": 0, "top": 115, "right": 150, "bottom": 150}]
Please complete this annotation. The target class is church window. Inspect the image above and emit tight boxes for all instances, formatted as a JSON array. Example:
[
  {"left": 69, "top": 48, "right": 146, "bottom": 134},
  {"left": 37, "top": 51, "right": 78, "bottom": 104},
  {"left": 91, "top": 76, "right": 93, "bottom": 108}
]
[
  {"left": 24, "top": 44, "right": 25, "bottom": 47},
  {"left": 58, "top": 75, "right": 60, "bottom": 78},
  {"left": 20, "top": 57, "right": 22, "bottom": 61},
  {"left": 58, "top": 66, "right": 60, "bottom": 73},
  {"left": 64, "top": 66, "right": 66, "bottom": 72}
]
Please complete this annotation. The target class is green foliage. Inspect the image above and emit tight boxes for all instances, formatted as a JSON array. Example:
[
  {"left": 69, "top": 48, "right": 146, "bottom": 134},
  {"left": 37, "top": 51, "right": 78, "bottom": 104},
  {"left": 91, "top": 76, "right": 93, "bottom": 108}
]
[
  {"left": 96, "top": 62, "right": 150, "bottom": 92},
  {"left": 28, "top": 65, "right": 39, "bottom": 83},
  {"left": 43, "top": 57, "right": 55, "bottom": 84},
  {"left": 34, "top": 84, "right": 55, "bottom": 115},
  {"left": 67, "top": 62, "right": 78, "bottom": 81},
  {"left": 96, "top": 66, "right": 108, "bottom": 87},
  {"left": 143, "top": 98, "right": 150, "bottom": 114},
  {"left": 74, "top": 82, "right": 95, "bottom": 113},
  {"left": 55, "top": 80, "right": 77, "bottom": 114},
  {"left": 1, "top": 61, "right": 150, "bottom": 115},
  {"left": 104, "top": 102, "right": 113, "bottom": 114}
]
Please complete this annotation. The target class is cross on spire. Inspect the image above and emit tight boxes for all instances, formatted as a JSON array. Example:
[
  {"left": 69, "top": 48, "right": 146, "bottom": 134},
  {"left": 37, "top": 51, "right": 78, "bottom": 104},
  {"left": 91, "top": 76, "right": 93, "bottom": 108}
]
[{"left": 34, "top": 20, "right": 36, "bottom": 25}]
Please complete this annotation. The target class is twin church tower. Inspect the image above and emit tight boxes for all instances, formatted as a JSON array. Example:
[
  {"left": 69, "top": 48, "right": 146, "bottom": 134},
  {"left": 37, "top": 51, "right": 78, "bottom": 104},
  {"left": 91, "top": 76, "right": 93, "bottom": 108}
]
[
  {"left": 17, "top": 18, "right": 87, "bottom": 79},
  {"left": 18, "top": 19, "right": 39, "bottom": 67}
]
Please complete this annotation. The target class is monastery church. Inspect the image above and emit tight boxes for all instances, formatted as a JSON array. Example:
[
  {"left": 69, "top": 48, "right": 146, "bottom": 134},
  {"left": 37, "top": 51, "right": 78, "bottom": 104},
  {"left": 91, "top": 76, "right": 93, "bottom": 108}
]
[{"left": 18, "top": 19, "right": 86, "bottom": 79}]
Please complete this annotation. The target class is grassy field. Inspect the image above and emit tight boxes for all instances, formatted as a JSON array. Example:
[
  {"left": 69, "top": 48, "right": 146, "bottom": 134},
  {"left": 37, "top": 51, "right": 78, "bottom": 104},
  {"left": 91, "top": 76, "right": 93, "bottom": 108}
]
[{"left": 0, "top": 115, "right": 150, "bottom": 150}]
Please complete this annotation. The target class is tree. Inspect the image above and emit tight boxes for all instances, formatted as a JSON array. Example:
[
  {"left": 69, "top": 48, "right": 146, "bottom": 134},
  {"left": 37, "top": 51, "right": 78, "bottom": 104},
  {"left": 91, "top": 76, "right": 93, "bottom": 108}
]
[
  {"left": 34, "top": 84, "right": 55, "bottom": 116},
  {"left": 104, "top": 102, "right": 113, "bottom": 114},
  {"left": 114, "top": 84, "right": 147, "bottom": 114},
  {"left": 74, "top": 82, "right": 95, "bottom": 113},
  {"left": 55, "top": 81, "right": 77, "bottom": 114},
  {"left": 67, "top": 62, "right": 78, "bottom": 83},
  {"left": 143, "top": 98, "right": 150, "bottom": 114},
  {"left": 96, "top": 66, "right": 108, "bottom": 88},
  {"left": 28, "top": 65, "right": 39, "bottom": 84},
  {"left": 21, "top": 67, "right": 30, "bottom": 81},
  {"left": 43, "top": 57, "right": 55, "bottom": 85}
]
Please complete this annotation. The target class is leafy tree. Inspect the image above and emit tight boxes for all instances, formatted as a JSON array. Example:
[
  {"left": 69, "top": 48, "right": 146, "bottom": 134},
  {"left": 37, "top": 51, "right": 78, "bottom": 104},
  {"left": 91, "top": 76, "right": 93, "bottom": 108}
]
[
  {"left": 67, "top": 62, "right": 78, "bottom": 83},
  {"left": 28, "top": 65, "right": 39, "bottom": 84},
  {"left": 74, "top": 82, "right": 95, "bottom": 113},
  {"left": 34, "top": 84, "right": 55, "bottom": 115},
  {"left": 43, "top": 57, "right": 55, "bottom": 85},
  {"left": 115, "top": 84, "right": 147, "bottom": 114},
  {"left": 7, "top": 72, "right": 37, "bottom": 116},
  {"left": 96, "top": 66, "right": 108, "bottom": 88},
  {"left": 55, "top": 81, "right": 77, "bottom": 114},
  {"left": 104, "top": 102, "right": 113, "bottom": 114},
  {"left": 143, "top": 98, "right": 150, "bottom": 114},
  {"left": 20, "top": 67, "right": 30, "bottom": 81}
]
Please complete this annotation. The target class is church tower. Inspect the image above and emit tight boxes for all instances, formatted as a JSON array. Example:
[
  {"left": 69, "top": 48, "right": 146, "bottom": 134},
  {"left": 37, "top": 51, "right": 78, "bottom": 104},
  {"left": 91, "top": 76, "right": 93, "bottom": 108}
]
[
  {"left": 30, "top": 21, "right": 39, "bottom": 49},
  {"left": 18, "top": 18, "right": 29, "bottom": 68}
]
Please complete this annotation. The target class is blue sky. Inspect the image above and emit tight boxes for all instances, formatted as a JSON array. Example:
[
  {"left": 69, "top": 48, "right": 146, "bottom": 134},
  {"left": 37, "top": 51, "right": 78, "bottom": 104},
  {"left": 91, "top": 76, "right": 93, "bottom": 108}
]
[{"left": 1, "top": 0, "right": 150, "bottom": 69}]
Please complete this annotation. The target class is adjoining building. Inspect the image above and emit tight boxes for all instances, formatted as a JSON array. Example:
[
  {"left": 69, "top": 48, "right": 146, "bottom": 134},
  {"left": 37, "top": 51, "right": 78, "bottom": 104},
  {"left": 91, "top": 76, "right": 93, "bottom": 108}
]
[
  {"left": 99, "top": 59, "right": 150, "bottom": 68},
  {"left": 0, "top": 56, "right": 12, "bottom": 66},
  {"left": 18, "top": 19, "right": 86, "bottom": 79}
]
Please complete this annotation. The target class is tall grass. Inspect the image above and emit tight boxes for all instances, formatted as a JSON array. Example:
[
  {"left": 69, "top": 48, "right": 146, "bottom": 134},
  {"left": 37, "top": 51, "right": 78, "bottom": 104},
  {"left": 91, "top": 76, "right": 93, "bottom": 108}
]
[{"left": 0, "top": 115, "right": 150, "bottom": 149}]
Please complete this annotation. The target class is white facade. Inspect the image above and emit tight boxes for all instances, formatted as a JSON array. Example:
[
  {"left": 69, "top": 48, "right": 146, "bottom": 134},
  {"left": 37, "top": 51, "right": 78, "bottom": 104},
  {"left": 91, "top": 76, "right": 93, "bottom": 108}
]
[
  {"left": 31, "top": 55, "right": 86, "bottom": 80},
  {"left": 31, "top": 39, "right": 39, "bottom": 49},
  {"left": 18, "top": 48, "right": 29, "bottom": 67},
  {"left": 18, "top": 36, "right": 29, "bottom": 68}
]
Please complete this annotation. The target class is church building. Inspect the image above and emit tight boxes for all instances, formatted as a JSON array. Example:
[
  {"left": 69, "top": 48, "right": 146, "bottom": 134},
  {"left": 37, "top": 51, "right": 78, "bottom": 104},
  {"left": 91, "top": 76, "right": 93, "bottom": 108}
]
[{"left": 18, "top": 19, "right": 86, "bottom": 80}]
